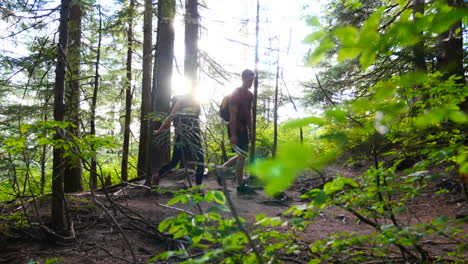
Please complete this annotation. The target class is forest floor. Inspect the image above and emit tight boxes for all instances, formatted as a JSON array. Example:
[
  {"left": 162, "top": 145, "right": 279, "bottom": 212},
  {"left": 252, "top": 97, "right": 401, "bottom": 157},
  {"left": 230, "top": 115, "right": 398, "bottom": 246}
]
[{"left": 1, "top": 163, "right": 467, "bottom": 264}]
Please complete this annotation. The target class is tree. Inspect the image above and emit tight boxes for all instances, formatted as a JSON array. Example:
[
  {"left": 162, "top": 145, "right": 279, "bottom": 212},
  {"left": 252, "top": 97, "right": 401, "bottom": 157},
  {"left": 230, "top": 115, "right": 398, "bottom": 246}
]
[
  {"left": 185, "top": 0, "right": 199, "bottom": 83},
  {"left": 89, "top": 5, "right": 103, "bottom": 189},
  {"left": 272, "top": 43, "right": 279, "bottom": 158},
  {"left": 149, "top": 0, "right": 175, "bottom": 181},
  {"left": 250, "top": 0, "right": 260, "bottom": 162},
  {"left": 63, "top": 0, "right": 83, "bottom": 193},
  {"left": 436, "top": 0, "right": 465, "bottom": 111},
  {"left": 183, "top": 0, "right": 200, "bottom": 166},
  {"left": 52, "top": 0, "right": 70, "bottom": 231},
  {"left": 121, "top": 0, "right": 135, "bottom": 182},
  {"left": 137, "top": 0, "right": 153, "bottom": 181},
  {"left": 412, "top": 0, "right": 427, "bottom": 73}
]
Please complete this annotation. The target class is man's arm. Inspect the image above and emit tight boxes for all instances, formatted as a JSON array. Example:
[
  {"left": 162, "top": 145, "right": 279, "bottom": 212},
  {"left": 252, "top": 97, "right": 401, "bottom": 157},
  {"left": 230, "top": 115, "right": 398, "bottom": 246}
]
[
  {"left": 229, "top": 94, "right": 239, "bottom": 145},
  {"left": 153, "top": 100, "right": 182, "bottom": 135}
]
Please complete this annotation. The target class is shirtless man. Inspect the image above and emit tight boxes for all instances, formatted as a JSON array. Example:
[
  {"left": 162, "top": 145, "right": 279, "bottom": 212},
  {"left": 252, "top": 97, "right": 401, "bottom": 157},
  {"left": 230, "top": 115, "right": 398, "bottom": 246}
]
[{"left": 228, "top": 69, "right": 255, "bottom": 192}]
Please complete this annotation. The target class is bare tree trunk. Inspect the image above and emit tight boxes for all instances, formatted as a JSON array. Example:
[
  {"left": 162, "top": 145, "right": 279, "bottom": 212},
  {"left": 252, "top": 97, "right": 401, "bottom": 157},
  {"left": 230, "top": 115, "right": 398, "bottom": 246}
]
[
  {"left": 183, "top": 0, "right": 200, "bottom": 166},
  {"left": 273, "top": 42, "right": 279, "bottom": 158},
  {"left": 41, "top": 96, "right": 50, "bottom": 195},
  {"left": 149, "top": 0, "right": 175, "bottom": 183},
  {"left": 137, "top": 0, "right": 153, "bottom": 180},
  {"left": 52, "top": 0, "right": 70, "bottom": 231},
  {"left": 412, "top": 0, "right": 427, "bottom": 73},
  {"left": 185, "top": 0, "right": 199, "bottom": 82},
  {"left": 250, "top": 0, "right": 260, "bottom": 162},
  {"left": 64, "top": 0, "right": 83, "bottom": 193},
  {"left": 121, "top": 0, "right": 135, "bottom": 182},
  {"left": 90, "top": 5, "right": 103, "bottom": 189}
]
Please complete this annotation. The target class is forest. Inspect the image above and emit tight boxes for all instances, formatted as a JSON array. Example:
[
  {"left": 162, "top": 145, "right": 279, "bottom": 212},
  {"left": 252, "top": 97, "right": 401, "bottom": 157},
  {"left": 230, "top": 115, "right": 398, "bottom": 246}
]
[{"left": 0, "top": 0, "right": 467, "bottom": 263}]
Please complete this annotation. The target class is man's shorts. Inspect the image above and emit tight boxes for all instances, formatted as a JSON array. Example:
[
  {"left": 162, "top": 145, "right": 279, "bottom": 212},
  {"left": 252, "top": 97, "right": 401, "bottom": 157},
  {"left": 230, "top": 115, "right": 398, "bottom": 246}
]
[{"left": 227, "top": 126, "right": 249, "bottom": 154}]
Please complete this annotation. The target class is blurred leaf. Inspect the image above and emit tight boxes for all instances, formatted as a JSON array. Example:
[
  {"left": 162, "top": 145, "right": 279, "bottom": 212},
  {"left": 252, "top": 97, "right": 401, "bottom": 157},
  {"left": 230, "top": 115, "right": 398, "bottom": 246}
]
[
  {"left": 414, "top": 108, "right": 447, "bottom": 128},
  {"left": 429, "top": 9, "right": 467, "bottom": 34},
  {"left": 334, "top": 26, "right": 359, "bottom": 46},
  {"left": 360, "top": 48, "right": 377, "bottom": 69},
  {"left": 313, "top": 190, "right": 328, "bottom": 206},
  {"left": 306, "top": 16, "right": 321, "bottom": 27},
  {"left": 304, "top": 31, "right": 326, "bottom": 43},
  {"left": 338, "top": 47, "right": 361, "bottom": 61},
  {"left": 448, "top": 110, "right": 468, "bottom": 124},
  {"left": 251, "top": 144, "right": 314, "bottom": 196},
  {"left": 308, "top": 37, "right": 334, "bottom": 65},
  {"left": 374, "top": 81, "right": 396, "bottom": 100},
  {"left": 285, "top": 116, "right": 326, "bottom": 129},
  {"left": 325, "top": 109, "right": 347, "bottom": 123}
]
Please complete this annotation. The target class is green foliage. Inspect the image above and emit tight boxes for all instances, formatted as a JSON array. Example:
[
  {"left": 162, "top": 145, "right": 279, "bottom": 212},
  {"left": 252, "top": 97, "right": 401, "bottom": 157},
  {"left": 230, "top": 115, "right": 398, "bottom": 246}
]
[
  {"left": 27, "top": 258, "right": 64, "bottom": 264},
  {"left": 151, "top": 188, "right": 302, "bottom": 264},
  {"left": 0, "top": 121, "right": 123, "bottom": 201}
]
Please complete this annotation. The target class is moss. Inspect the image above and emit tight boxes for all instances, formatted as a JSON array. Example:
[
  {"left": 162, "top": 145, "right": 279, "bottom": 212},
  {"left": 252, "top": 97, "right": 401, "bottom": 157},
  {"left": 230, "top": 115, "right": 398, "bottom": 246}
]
[{"left": 65, "top": 195, "right": 97, "bottom": 215}]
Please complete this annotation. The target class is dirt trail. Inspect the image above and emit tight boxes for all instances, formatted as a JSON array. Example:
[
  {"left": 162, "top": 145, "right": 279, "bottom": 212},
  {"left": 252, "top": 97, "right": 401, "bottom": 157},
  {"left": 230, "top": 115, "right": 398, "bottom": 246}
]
[{"left": 1, "top": 167, "right": 466, "bottom": 263}]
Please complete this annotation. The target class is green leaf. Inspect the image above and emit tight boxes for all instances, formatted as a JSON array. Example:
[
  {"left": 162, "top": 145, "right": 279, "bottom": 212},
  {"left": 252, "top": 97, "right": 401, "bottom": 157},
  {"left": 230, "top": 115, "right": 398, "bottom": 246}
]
[
  {"left": 360, "top": 48, "right": 377, "bottom": 69},
  {"left": 313, "top": 191, "right": 327, "bottom": 206},
  {"left": 167, "top": 196, "right": 183, "bottom": 206},
  {"left": 206, "top": 190, "right": 226, "bottom": 204},
  {"left": 414, "top": 108, "right": 447, "bottom": 128},
  {"left": 429, "top": 9, "right": 467, "bottom": 34},
  {"left": 325, "top": 109, "right": 347, "bottom": 123},
  {"left": 308, "top": 37, "right": 334, "bottom": 65},
  {"left": 251, "top": 143, "right": 314, "bottom": 195},
  {"left": 158, "top": 219, "right": 172, "bottom": 232},
  {"left": 448, "top": 110, "right": 468, "bottom": 124},
  {"left": 304, "top": 31, "right": 326, "bottom": 43},
  {"left": 334, "top": 26, "right": 359, "bottom": 46},
  {"left": 337, "top": 47, "right": 361, "bottom": 61},
  {"left": 285, "top": 116, "right": 326, "bottom": 129},
  {"left": 45, "top": 259, "right": 63, "bottom": 264},
  {"left": 207, "top": 205, "right": 228, "bottom": 213},
  {"left": 306, "top": 16, "right": 321, "bottom": 27},
  {"left": 374, "top": 81, "right": 396, "bottom": 100}
]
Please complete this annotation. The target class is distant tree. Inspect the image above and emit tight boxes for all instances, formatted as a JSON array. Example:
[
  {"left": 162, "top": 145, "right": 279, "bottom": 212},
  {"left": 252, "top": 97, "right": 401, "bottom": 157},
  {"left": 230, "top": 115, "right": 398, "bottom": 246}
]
[
  {"left": 89, "top": 5, "right": 103, "bottom": 189},
  {"left": 64, "top": 0, "right": 83, "bottom": 193},
  {"left": 250, "top": 0, "right": 260, "bottom": 162},
  {"left": 121, "top": 0, "right": 135, "bottom": 182}
]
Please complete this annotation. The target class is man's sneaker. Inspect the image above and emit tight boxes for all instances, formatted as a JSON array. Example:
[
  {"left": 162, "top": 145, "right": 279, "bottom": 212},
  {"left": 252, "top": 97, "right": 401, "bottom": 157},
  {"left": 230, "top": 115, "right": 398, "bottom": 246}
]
[{"left": 236, "top": 183, "right": 256, "bottom": 194}]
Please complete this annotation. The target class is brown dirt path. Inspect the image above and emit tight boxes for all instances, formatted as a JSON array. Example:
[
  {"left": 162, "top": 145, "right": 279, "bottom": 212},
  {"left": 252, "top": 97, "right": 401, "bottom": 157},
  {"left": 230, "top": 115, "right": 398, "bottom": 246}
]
[{"left": 1, "top": 167, "right": 466, "bottom": 263}]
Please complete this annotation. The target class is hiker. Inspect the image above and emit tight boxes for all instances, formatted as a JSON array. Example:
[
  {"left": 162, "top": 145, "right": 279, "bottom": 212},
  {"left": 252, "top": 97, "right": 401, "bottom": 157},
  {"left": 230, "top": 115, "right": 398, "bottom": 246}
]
[
  {"left": 226, "top": 69, "right": 256, "bottom": 193},
  {"left": 152, "top": 95, "right": 204, "bottom": 186}
]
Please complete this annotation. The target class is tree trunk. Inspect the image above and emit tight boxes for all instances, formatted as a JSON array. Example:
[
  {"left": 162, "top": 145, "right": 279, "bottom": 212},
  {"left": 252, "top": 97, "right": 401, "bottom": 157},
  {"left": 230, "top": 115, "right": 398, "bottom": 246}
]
[
  {"left": 149, "top": 0, "right": 175, "bottom": 182},
  {"left": 273, "top": 43, "right": 280, "bottom": 158},
  {"left": 436, "top": 0, "right": 465, "bottom": 111},
  {"left": 137, "top": 0, "right": 153, "bottom": 181},
  {"left": 183, "top": 0, "right": 200, "bottom": 166},
  {"left": 412, "top": 0, "right": 427, "bottom": 73},
  {"left": 90, "top": 5, "right": 103, "bottom": 189},
  {"left": 250, "top": 0, "right": 260, "bottom": 162},
  {"left": 64, "top": 0, "right": 83, "bottom": 193},
  {"left": 184, "top": 0, "right": 199, "bottom": 82},
  {"left": 52, "top": 0, "right": 70, "bottom": 231},
  {"left": 121, "top": 0, "right": 135, "bottom": 182}
]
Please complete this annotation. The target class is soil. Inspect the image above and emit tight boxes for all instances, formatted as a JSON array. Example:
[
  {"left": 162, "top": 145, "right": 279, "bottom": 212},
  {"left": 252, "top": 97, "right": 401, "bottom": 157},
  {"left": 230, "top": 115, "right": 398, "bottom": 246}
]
[{"left": 0, "top": 165, "right": 467, "bottom": 264}]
